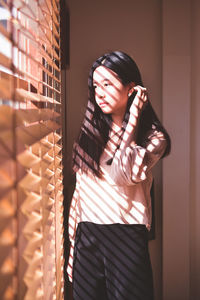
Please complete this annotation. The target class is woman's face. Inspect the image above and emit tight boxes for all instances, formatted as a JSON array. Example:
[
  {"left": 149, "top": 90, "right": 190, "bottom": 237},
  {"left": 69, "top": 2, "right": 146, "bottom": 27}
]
[{"left": 93, "top": 66, "right": 131, "bottom": 119}]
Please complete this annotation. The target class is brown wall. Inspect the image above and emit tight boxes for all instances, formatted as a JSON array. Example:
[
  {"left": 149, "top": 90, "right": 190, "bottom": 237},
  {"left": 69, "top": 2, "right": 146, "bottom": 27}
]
[
  {"left": 64, "top": 0, "right": 200, "bottom": 299},
  {"left": 65, "top": 1, "right": 163, "bottom": 299}
]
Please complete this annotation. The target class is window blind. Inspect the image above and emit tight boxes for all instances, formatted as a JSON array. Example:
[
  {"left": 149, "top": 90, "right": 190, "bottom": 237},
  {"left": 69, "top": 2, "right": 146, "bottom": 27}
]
[{"left": 0, "top": 0, "right": 64, "bottom": 299}]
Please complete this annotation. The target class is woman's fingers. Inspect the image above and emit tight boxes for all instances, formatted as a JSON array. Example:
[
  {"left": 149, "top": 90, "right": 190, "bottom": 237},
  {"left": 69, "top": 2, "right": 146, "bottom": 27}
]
[
  {"left": 133, "top": 85, "right": 147, "bottom": 95},
  {"left": 129, "top": 85, "right": 147, "bottom": 114},
  {"left": 119, "top": 86, "right": 148, "bottom": 151}
]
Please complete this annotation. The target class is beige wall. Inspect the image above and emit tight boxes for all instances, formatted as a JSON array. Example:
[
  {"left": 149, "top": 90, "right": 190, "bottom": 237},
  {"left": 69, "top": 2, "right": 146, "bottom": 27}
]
[
  {"left": 65, "top": 0, "right": 200, "bottom": 299},
  {"left": 162, "top": 0, "right": 191, "bottom": 299},
  {"left": 162, "top": 0, "right": 200, "bottom": 299},
  {"left": 190, "top": 1, "right": 200, "bottom": 298}
]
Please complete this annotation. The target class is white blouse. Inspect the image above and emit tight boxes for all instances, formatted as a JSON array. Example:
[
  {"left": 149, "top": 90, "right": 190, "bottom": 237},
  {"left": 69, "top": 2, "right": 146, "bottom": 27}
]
[{"left": 67, "top": 124, "right": 167, "bottom": 281}]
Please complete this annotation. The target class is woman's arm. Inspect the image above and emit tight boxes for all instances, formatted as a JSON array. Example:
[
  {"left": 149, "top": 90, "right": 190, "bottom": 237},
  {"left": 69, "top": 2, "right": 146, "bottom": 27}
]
[
  {"left": 120, "top": 85, "right": 148, "bottom": 149},
  {"left": 68, "top": 172, "right": 81, "bottom": 243},
  {"left": 110, "top": 86, "right": 167, "bottom": 185},
  {"left": 67, "top": 171, "right": 81, "bottom": 282}
]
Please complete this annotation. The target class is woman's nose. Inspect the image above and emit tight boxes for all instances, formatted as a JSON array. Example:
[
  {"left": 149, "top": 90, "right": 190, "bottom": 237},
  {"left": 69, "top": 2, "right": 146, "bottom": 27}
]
[{"left": 96, "top": 86, "right": 105, "bottom": 98}]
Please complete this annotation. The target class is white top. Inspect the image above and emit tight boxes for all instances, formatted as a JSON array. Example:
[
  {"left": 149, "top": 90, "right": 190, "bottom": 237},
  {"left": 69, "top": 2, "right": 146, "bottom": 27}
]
[{"left": 67, "top": 124, "right": 167, "bottom": 281}]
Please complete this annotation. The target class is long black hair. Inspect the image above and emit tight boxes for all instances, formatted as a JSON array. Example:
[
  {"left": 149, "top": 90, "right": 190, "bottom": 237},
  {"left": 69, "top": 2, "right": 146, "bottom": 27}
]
[{"left": 72, "top": 51, "right": 171, "bottom": 176}]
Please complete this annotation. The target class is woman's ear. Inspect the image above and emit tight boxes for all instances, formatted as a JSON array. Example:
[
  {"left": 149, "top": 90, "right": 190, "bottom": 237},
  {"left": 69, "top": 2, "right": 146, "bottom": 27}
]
[{"left": 127, "top": 82, "right": 135, "bottom": 97}]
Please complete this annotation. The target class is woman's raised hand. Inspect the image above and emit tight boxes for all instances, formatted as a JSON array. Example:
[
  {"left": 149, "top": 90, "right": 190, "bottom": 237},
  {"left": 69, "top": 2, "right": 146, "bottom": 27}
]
[
  {"left": 119, "top": 86, "right": 148, "bottom": 151},
  {"left": 130, "top": 85, "right": 148, "bottom": 117}
]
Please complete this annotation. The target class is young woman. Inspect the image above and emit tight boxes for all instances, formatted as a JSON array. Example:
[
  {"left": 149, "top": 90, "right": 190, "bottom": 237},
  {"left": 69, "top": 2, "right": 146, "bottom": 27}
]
[{"left": 67, "top": 51, "right": 171, "bottom": 300}]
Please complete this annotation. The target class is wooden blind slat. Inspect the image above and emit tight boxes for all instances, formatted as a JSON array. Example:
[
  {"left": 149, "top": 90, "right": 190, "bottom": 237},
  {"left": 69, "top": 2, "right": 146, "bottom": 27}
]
[
  {"left": 40, "top": 46, "right": 60, "bottom": 70},
  {"left": 52, "top": 0, "right": 59, "bottom": 15},
  {"left": 0, "top": 71, "right": 28, "bottom": 89},
  {"left": 0, "top": 129, "right": 27, "bottom": 157},
  {"left": 0, "top": 228, "right": 15, "bottom": 246},
  {"left": 52, "top": 10, "right": 59, "bottom": 27},
  {"left": 31, "top": 142, "right": 51, "bottom": 157},
  {"left": 16, "top": 89, "right": 61, "bottom": 104},
  {"left": 0, "top": 73, "right": 28, "bottom": 102},
  {"left": 16, "top": 121, "right": 60, "bottom": 146},
  {"left": 17, "top": 109, "right": 60, "bottom": 123},
  {"left": 0, "top": 0, "right": 9, "bottom": 10},
  {"left": 19, "top": 172, "right": 41, "bottom": 193},
  {"left": 0, "top": 196, "right": 15, "bottom": 218},
  {"left": 32, "top": 160, "right": 50, "bottom": 175},
  {"left": 17, "top": 150, "right": 41, "bottom": 169},
  {"left": 0, "top": 52, "right": 12, "bottom": 70},
  {"left": 38, "top": 0, "right": 51, "bottom": 16},
  {"left": 47, "top": 145, "right": 61, "bottom": 159},
  {"left": 21, "top": 192, "right": 42, "bottom": 216},
  {"left": 52, "top": 22, "right": 59, "bottom": 38},
  {"left": 1, "top": 17, "right": 60, "bottom": 64},
  {"left": 0, "top": 256, "right": 15, "bottom": 274},
  {"left": 0, "top": 23, "right": 10, "bottom": 39},
  {"left": 48, "top": 157, "right": 61, "bottom": 172},
  {"left": 0, "top": 0, "right": 64, "bottom": 297},
  {"left": 43, "top": 0, "right": 52, "bottom": 16},
  {"left": 1, "top": 19, "right": 60, "bottom": 70},
  {"left": 0, "top": 107, "right": 17, "bottom": 130},
  {"left": 0, "top": 107, "right": 60, "bottom": 131},
  {"left": 48, "top": 132, "right": 61, "bottom": 144},
  {"left": 0, "top": 169, "right": 14, "bottom": 190}
]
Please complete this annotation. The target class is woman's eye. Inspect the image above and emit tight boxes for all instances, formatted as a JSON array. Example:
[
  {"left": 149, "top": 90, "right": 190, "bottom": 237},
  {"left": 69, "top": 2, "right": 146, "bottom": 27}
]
[{"left": 104, "top": 82, "right": 111, "bottom": 87}]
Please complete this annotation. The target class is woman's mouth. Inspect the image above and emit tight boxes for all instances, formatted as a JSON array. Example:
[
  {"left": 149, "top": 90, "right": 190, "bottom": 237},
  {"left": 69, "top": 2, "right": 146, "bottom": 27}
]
[{"left": 99, "top": 101, "right": 108, "bottom": 107}]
